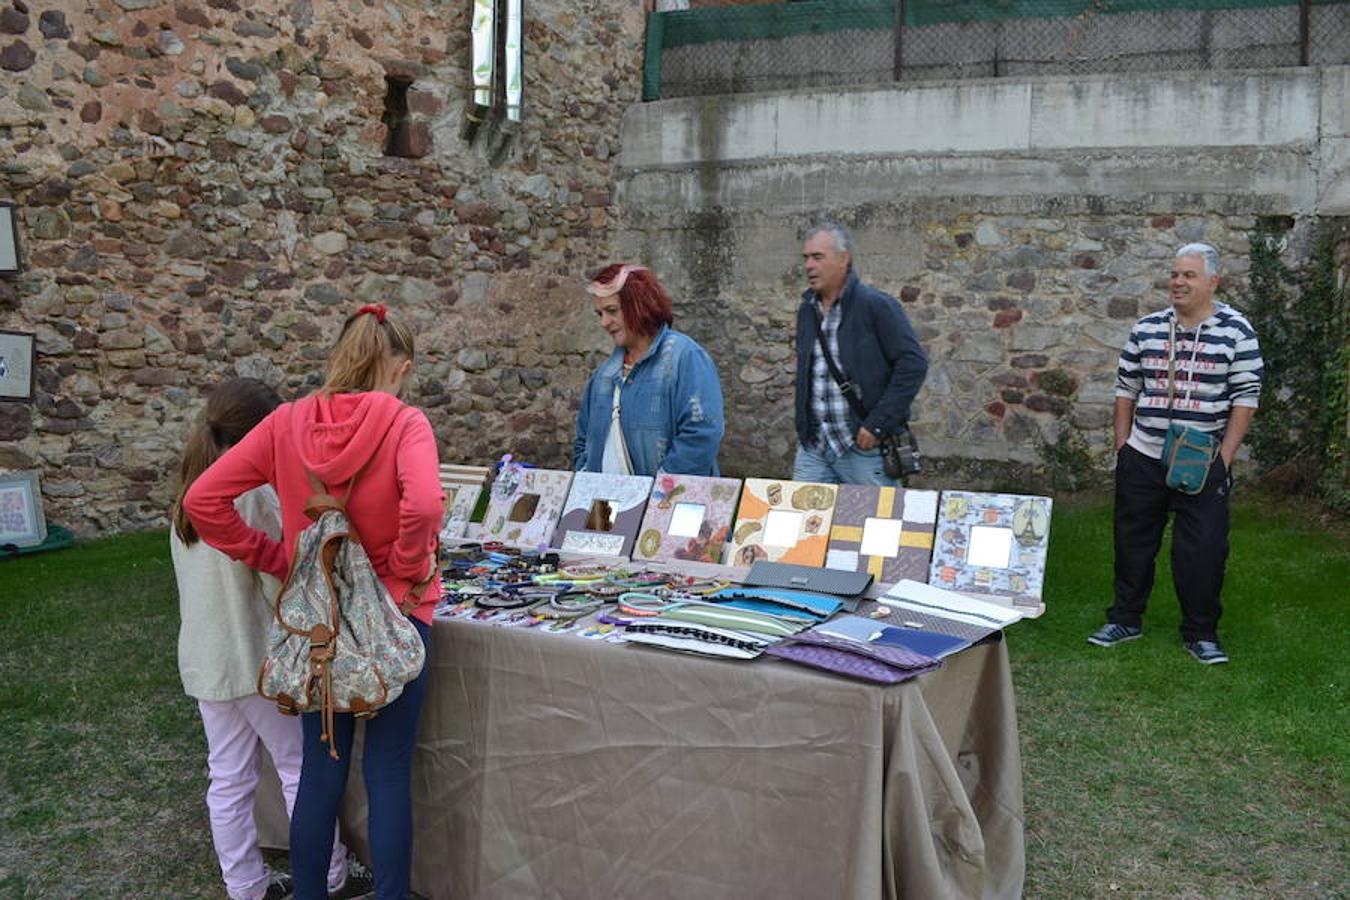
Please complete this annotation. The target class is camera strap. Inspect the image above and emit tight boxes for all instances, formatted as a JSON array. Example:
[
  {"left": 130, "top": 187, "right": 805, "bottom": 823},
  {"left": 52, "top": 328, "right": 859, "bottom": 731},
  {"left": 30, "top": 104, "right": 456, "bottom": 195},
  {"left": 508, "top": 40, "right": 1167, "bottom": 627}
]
[{"left": 810, "top": 302, "right": 871, "bottom": 425}]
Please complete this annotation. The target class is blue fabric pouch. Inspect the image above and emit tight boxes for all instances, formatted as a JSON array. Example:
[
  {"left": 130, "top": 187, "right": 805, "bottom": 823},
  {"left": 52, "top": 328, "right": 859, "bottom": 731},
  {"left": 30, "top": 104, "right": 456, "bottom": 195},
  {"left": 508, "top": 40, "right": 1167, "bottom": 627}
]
[
  {"left": 1161, "top": 423, "right": 1219, "bottom": 495},
  {"left": 707, "top": 587, "right": 843, "bottom": 622},
  {"left": 872, "top": 626, "right": 971, "bottom": 660}
]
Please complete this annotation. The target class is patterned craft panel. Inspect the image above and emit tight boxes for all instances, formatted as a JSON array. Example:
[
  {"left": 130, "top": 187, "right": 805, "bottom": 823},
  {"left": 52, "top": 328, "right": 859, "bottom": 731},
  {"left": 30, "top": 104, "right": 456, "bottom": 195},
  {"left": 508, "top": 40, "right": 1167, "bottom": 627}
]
[
  {"left": 551, "top": 472, "right": 654, "bottom": 558},
  {"left": 870, "top": 607, "right": 999, "bottom": 642},
  {"left": 825, "top": 485, "right": 938, "bottom": 586},
  {"left": 438, "top": 464, "right": 491, "bottom": 541},
  {"left": 477, "top": 464, "right": 574, "bottom": 549},
  {"left": 928, "top": 491, "right": 1053, "bottom": 609},
  {"left": 633, "top": 473, "right": 743, "bottom": 564},
  {"left": 724, "top": 478, "right": 837, "bottom": 568}
]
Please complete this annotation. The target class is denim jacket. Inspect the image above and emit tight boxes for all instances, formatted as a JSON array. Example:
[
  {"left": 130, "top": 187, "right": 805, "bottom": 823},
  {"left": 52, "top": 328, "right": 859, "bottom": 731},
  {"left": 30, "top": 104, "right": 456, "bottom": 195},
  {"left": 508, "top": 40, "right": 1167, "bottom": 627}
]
[{"left": 573, "top": 325, "right": 725, "bottom": 476}]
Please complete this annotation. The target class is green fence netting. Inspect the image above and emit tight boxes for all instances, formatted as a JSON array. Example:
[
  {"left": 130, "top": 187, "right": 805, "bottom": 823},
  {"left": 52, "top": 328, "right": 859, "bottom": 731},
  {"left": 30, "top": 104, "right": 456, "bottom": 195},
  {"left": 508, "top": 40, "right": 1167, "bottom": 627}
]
[{"left": 644, "top": 0, "right": 1350, "bottom": 99}]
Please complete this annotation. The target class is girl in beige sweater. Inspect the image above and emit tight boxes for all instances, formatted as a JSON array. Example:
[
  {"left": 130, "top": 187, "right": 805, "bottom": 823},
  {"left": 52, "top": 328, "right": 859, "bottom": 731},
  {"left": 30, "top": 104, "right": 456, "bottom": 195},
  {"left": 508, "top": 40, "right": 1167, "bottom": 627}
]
[{"left": 171, "top": 378, "right": 366, "bottom": 900}]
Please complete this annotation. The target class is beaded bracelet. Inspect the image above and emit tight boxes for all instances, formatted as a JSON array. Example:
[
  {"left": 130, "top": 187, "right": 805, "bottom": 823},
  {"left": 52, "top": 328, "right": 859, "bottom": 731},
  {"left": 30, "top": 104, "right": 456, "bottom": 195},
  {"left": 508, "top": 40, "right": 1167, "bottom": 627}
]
[
  {"left": 606, "top": 572, "right": 669, "bottom": 590},
  {"left": 580, "top": 582, "right": 625, "bottom": 600},
  {"left": 528, "top": 592, "right": 604, "bottom": 621},
  {"left": 475, "top": 591, "right": 541, "bottom": 610},
  {"left": 616, "top": 591, "right": 675, "bottom": 617},
  {"left": 558, "top": 564, "right": 611, "bottom": 581},
  {"left": 531, "top": 572, "right": 578, "bottom": 586}
]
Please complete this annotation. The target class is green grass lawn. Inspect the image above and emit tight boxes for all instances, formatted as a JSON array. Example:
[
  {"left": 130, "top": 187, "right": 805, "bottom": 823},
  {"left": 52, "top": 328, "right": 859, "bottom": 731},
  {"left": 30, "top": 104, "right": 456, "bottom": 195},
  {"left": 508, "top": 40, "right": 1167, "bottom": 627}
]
[
  {"left": 1015, "top": 493, "right": 1349, "bottom": 898},
  {"left": 0, "top": 494, "right": 1345, "bottom": 898}
]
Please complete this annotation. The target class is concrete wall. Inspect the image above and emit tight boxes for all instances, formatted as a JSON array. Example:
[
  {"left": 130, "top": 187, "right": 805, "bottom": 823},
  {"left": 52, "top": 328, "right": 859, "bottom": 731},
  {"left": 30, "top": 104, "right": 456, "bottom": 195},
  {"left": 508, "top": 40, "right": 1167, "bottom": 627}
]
[{"left": 614, "top": 67, "right": 1349, "bottom": 477}]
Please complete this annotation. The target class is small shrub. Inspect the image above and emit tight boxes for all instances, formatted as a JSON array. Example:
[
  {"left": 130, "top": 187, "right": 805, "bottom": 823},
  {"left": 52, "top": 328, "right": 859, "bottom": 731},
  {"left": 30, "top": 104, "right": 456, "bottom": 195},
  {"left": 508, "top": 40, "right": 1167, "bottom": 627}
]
[{"left": 1240, "top": 221, "right": 1349, "bottom": 516}]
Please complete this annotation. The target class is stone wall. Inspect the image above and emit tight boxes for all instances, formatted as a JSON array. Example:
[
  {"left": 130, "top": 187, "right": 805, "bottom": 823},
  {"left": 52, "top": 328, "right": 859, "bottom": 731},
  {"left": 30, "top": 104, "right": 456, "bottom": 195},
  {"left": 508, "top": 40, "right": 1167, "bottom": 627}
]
[{"left": 0, "top": 0, "right": 646, "bottom": 534}]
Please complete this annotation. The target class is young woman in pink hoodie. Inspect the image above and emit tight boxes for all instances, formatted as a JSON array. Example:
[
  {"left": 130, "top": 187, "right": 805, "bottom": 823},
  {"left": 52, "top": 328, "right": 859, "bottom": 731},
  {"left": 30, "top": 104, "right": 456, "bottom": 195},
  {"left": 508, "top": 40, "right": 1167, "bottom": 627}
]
[{"left": 186, "top": 305, "right": 443, "bottom": 900}]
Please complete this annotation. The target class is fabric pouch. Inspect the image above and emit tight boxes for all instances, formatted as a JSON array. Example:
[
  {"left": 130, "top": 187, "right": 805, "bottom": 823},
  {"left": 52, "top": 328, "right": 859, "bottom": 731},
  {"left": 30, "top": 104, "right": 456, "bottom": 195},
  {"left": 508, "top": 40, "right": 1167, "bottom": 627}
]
[
  {"left": 624, "top": 617, "right": 774, "bottom": 660},
  {"left": 706, "top": 587, "right": 843, "bottom": 622},
  {"left": 765, "top": 630, "right": 941, "bottom": 684},
  {"left": 743, "top": 561, "right": 872, "bottom": 599},
  {"left": 1161, "top": 422, "right": 1219, "bottom": 495}
]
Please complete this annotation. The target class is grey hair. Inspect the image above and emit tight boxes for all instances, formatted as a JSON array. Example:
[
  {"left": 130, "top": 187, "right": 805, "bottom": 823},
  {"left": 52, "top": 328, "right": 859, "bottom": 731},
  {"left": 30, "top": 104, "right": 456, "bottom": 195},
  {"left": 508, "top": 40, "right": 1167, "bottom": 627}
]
[
  {"left": 1176, "top": 242, "right": 1220, "bottom": 277},
  {"left": 804, "top": 221, "right": 855, "bottom": 258}
]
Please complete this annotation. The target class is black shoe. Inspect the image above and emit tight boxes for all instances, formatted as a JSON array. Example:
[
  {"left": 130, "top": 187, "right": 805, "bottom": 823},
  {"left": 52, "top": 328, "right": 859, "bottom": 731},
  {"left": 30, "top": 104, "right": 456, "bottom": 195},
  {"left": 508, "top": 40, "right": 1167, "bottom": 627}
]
[
  {"left": 262, "top": 871, "right": 294, "bottom": 900},
  {"left": 1184, "top": 639, "right": 1229, "bottom": 665},
  {"left": 329, "top": 857, "right": 375, "bottom": 900},
  {"left": 1087, "top": 623, "right": 1142, "bottom": 647}
]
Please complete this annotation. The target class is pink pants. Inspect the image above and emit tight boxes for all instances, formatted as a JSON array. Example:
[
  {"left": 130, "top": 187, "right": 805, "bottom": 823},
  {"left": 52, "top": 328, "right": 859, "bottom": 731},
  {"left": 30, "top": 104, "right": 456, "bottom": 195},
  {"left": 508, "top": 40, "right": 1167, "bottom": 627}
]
[{"left": 198, "top": 695, "right": 349, "bottom": 900}]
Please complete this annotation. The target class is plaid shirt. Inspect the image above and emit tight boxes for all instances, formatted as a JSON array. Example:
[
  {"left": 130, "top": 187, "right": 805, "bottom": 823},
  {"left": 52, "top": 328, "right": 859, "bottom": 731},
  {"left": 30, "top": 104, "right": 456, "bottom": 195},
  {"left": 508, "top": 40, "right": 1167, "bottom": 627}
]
[{"left": 808, "top": 298, "right": 855, "bottom": 456}]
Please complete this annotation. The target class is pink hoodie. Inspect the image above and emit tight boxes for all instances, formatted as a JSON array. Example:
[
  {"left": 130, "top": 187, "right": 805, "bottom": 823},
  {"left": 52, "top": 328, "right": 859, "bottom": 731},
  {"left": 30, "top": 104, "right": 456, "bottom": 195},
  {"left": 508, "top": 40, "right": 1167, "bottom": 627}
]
[{"left": 184, "top": 391, "right": 444, "bottom": 623}]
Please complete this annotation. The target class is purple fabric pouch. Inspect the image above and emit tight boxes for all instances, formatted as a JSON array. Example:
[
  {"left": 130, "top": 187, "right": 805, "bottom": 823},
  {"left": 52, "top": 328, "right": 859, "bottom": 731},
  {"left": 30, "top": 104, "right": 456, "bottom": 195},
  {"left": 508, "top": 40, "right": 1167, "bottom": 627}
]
[{"left": 765, "top": 630, "right": 942, "bottom": 684}]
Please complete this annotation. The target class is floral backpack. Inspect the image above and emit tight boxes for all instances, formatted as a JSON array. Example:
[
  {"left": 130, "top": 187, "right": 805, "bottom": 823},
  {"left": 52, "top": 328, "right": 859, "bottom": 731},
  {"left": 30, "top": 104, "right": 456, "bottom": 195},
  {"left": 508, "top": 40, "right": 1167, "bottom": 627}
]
[{"left": 258, "top": 414, "right": 431, "bottom": 759}]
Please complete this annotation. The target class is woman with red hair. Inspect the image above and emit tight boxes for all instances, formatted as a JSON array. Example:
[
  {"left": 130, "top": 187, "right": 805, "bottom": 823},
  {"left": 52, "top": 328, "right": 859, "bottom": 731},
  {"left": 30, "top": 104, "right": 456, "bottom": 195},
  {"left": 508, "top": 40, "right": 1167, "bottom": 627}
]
[{"left": 574, "top": 264, "right": 725, "bottom": 476}]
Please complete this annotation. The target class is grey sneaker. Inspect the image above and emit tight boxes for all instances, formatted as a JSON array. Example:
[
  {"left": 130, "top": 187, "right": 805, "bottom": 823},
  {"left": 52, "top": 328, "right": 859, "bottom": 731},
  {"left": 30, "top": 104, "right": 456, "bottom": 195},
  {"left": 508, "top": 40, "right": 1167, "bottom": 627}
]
[
  {"left": 1087, "top": 623, "right": 1142, "bottom": 647},
  {"left": 1184, "top": 639, "right": 1229, "bottom": 665},
  {"left": 329, "top": 857, "right": 374, "bottom": 900}
]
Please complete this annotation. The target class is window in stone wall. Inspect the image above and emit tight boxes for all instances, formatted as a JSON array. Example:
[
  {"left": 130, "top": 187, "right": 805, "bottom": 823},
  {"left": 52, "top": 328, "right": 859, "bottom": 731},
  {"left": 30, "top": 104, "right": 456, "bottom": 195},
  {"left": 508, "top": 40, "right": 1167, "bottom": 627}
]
[
  {"left": 382, "top": 76, "right": 418, "bottom": 158},
  {"left": 464, "top": 0, "right": 523, "bottom": 164}
]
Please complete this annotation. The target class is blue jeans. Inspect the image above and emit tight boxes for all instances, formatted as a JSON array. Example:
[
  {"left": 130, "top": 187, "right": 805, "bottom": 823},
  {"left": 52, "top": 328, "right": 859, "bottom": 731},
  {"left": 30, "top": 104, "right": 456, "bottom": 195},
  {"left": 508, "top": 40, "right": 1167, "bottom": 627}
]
[
  {"left": 792, "top": 443, "right": 899, "bottom": 486},
  {"left": 290, "top": 618, "right": 431, "bottom": 900}
]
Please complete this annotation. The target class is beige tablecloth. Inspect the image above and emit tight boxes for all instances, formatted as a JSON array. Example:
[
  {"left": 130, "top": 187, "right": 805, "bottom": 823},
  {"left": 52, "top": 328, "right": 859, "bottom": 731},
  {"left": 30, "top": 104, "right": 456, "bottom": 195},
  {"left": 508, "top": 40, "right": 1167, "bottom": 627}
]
[{"left": 262, "top": 616, "right": 1024, "bottom": 899}]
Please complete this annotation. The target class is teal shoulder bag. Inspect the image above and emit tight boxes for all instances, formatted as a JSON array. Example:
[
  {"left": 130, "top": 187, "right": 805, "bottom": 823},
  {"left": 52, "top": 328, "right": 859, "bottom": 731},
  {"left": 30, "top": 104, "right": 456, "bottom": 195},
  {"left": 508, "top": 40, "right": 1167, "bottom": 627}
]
[{"left": 1161, "top": 319, "right": 1220, "bottom": 495}]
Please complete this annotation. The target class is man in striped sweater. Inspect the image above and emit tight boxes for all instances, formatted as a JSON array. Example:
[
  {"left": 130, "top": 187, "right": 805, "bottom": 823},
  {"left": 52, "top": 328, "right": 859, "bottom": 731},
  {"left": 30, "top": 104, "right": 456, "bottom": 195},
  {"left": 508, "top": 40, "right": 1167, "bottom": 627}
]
[{"left": 1088, "top": 242, "right": 1263, "bottom": 665}]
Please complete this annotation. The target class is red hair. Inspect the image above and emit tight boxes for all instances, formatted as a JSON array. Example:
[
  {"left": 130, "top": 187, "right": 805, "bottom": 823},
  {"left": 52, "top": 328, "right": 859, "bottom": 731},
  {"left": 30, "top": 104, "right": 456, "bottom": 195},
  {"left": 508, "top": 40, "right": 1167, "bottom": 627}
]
[{"left": 590, "top": 263, "right": 674, "bottom": 338}]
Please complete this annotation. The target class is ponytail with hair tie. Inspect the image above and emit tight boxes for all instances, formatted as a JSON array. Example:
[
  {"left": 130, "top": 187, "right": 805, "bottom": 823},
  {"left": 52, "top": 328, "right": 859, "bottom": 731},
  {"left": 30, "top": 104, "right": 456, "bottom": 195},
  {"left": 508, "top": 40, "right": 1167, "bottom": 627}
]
[{"left": 322, "top": 304, "right": 416, "bottom": 395}]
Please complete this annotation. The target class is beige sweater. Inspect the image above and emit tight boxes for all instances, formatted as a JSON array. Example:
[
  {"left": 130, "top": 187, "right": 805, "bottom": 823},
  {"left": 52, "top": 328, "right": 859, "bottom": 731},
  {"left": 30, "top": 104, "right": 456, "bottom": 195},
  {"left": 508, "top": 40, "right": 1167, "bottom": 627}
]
[{"left": 172, "top": 486, "right": 283, "bottom": 702}]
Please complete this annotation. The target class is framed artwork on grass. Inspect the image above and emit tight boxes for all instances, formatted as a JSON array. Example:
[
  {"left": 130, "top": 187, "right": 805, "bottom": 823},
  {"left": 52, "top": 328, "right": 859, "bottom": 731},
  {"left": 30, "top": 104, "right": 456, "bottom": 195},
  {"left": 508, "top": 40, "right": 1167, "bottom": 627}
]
[{"left": 0, "top": 470, "right": 46, "bottom": 549}]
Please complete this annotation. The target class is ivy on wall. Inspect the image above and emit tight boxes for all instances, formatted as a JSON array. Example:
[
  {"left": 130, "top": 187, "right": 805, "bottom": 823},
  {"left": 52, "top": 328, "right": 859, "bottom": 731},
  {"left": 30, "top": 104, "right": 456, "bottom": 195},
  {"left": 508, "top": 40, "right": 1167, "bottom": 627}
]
[{"left": 1242, "top": 219, "right": 1350, "bottom": 514}]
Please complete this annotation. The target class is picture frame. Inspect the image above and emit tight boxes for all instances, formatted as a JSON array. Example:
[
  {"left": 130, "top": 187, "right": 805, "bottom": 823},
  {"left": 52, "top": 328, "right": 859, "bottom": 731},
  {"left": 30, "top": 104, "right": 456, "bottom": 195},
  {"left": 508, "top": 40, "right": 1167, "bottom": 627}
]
[
  {"left": 438, "top": 463, "right": 492, "bottom": 541},
  {"left": 633, "top": 473, "right": 743, "bottom": 565},
  {"left": 551, "top": 471, "right": 654, "bottom": 557},
  {"left": 0, "top": 202, "right": 20, "bottom": 274},
  {"left": 0, "top": 329, "right": 36, "bottom": 402},
  {"left": 477, "top": 462, "right": 573, "bottom": 549},
  {"left": 725, "top": 478, "right": 838, "bottom": 568},
  {"left": 0, "top": 470, "right": 47, "bottom": 549},
  {"left": 826, "top": 485, "right": 939, "bottom": 587},
  {"left": 928, "top": 491, "right": 1053, "bottom": 615}
]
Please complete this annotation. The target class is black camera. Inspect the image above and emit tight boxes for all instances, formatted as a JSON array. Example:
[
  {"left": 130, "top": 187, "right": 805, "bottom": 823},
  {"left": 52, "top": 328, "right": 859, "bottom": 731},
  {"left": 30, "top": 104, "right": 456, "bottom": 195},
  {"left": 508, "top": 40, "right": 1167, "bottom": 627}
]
[{"left": 881, "top": 427, "right": 922, "bottom": 479}]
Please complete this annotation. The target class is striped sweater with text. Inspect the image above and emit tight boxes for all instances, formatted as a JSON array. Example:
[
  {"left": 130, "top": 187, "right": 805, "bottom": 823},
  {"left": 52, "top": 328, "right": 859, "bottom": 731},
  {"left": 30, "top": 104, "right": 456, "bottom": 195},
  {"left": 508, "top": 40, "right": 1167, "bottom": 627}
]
[{"left": 1115, "top": 303, "right": 1263, "bottom": 459}]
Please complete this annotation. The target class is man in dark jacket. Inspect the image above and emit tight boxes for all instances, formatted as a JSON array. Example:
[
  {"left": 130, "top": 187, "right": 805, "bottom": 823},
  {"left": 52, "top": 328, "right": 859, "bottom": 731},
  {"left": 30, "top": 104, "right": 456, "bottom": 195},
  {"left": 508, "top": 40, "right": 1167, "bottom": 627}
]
[{"left": 793, "top": 222, "right": 928, "bottom": 485}]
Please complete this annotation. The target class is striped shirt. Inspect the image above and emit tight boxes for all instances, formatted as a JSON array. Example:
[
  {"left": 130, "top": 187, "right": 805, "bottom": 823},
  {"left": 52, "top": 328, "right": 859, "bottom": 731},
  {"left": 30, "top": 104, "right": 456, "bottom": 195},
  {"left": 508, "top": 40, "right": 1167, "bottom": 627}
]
[
  {"left": 809, "top": 298, "right": 856, "bottom": 457},
  {"left": 1115, "top": 303, "right": 1263, "bottom": 459}
]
